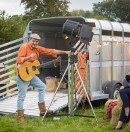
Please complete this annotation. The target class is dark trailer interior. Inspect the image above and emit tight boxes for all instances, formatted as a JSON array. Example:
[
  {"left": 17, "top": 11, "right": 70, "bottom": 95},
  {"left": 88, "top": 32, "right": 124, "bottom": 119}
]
[{"left": 27, "top": 17, "right": 86, "bottom": 82}]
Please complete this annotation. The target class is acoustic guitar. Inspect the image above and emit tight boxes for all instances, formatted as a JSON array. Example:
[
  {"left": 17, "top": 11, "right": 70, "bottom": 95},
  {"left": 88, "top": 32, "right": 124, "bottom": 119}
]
[{"left": 17, "top": 56, "right": 61, "bottom": 81}]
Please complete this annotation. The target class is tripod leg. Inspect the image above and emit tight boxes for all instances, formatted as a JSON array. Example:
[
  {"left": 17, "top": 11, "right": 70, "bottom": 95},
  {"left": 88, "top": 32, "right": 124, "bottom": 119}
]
[
  {"left": 73, "top": 93, "right": 84, "bottom": 112},
  {"left": 42, "top": 63, "right": 70, "bottom": 122},
  {"left": 74, "top": 63, "right": 98, "bottom": 125}
]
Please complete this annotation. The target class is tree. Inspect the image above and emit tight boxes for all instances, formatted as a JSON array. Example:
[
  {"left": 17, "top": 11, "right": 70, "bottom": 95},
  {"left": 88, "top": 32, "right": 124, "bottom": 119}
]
[
  {"left": 21, "top": 0, "right": 70, "bottom": 20},
  {"left": 0, "top": 11, "right": 27, "bottom": 44},
  {"left": 93, "top": 0, "right": 130, "bottom": 23},
  {"left": 70, "top": 9, "right": 108, "bottom": 20}
]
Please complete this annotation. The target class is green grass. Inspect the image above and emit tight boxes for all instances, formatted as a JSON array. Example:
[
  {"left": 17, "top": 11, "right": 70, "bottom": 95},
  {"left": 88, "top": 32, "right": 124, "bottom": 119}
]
[{"left": 0, "top": 103, "right": 129, "bottom": 132}]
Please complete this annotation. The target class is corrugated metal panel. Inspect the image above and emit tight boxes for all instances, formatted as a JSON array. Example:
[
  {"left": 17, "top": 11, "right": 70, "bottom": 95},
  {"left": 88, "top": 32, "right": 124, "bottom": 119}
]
[
  {"left": 86, "top": 18, "right": 130, "bottom": 34},
  {"left": 111, "top": 22, "right": 122, "bottom": 31},
  {"left": 121, "top": 23, "right": 130, "bottom": 33},
  {"left": 99, "top": 20, "right": 112, "bottom": 30},
  {"left": 0, "top": 91, "right": 68, "bottom": 117}
]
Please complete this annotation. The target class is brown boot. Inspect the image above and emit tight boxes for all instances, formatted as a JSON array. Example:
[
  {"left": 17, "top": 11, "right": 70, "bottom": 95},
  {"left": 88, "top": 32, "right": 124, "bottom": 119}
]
[
  {"left": 17, "top": 110, "right": 25, "bottom": 123},
  {"left": 38, "top": 102, "right": 53, "bottom": 116}
]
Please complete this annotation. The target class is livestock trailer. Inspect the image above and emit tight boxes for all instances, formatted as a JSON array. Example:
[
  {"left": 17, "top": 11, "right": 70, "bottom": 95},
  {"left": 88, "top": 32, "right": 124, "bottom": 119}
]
[
  {"left": 0, "top": 16, "right": 130, "bottom": 116},
  {"left": 23, "top": 16, "right": 130, "bottom": 99}
]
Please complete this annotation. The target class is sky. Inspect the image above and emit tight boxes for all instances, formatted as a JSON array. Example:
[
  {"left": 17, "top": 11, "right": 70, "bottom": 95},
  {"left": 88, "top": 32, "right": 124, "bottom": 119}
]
[{"left": 0, "top": 0, "right": 103, "bottom": 16}]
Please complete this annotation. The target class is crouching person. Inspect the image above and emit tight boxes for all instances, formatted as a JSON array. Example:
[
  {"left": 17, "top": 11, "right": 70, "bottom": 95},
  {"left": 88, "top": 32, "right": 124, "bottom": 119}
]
[{"left": 115, "top": 72, "right": 130, "bottom": 130}]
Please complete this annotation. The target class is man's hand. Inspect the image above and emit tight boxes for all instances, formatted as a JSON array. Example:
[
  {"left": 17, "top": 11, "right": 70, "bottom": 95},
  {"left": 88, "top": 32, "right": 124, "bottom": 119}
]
[
  {"left": 23, "top": 53, "right": 36, "bottom": 62},
  {"left": 29, "top": 53, "right": 36, "bottom": 58},
  {"left": 65, "top": 51, "right": 71, "bottom": 55}
]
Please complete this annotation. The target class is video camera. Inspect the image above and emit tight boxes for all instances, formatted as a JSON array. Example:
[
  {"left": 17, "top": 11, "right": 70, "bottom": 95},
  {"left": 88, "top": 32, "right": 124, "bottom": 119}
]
[{"left": 62, "top": 19, "right": 93, "bottom": 45}]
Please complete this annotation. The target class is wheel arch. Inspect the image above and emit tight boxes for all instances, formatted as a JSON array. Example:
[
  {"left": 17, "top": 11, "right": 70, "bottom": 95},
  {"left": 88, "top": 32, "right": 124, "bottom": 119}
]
[{"left": 103, "top": 80, "right": 122, "bottom": 99}]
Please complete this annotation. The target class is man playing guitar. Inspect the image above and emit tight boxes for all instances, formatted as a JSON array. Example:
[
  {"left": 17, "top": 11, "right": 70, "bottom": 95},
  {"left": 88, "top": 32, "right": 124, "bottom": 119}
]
[{"left": 15, "top": 33, "right": 70, "bottom": 123}]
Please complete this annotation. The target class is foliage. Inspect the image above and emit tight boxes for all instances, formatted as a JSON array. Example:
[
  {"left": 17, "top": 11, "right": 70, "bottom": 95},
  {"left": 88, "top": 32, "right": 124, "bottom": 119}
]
[
  {"left": 70, "top": 9, "right": 108, "bottom": 20},
  {"left": 0, "top": 11, "right": 27, "bottom": 44},
  {"left": 1, "top": 0, "right": 130, "bottom": 44},
  {"left": 93, "top": 0, "right": 130, "bottom": 23},
  {"left": 21, "top": 0, "right": 70, "bottom": 21}
]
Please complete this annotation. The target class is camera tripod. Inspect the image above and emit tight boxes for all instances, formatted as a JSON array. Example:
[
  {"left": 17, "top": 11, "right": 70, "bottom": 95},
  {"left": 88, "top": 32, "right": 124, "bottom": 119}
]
[{"left": 42, "top": 47, "right": 98, "bottom": 125}]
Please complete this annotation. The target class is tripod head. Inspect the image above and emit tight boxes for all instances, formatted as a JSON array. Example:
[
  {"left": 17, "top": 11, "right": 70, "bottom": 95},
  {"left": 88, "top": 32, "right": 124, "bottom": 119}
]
[
  {"left": 69, "top": 47, "right": 78, "bottom": 64},
  {"left": 62, "top": 19, "right": 93, "bottom": 65}
]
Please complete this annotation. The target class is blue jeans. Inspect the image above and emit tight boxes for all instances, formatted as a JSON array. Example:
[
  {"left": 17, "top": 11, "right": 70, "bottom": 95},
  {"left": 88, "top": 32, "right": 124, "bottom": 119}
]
[
  {"left": 120, "top": 88, "right": 130, "bottom": 108},
  {"left": 119, "top": 88, "right": 130, "bottom": 121},
  {"left": 16, "top": 75, "right": 46, "bottom": 110}
]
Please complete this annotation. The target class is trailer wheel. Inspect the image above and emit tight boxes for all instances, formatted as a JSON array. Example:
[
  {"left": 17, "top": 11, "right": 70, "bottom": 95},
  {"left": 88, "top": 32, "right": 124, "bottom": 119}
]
[
  {"left": 113, "top": 84, "right": 120, "bottom": 99},
  {"left": 103, "top": 81, "right": 122, "bottom": 99}
]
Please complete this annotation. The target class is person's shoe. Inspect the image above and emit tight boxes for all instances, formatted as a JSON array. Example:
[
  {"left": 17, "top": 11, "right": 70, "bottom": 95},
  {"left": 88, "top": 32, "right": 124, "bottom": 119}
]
[{"left": 17, "top": 110, "right": 25, "bottom": 123}]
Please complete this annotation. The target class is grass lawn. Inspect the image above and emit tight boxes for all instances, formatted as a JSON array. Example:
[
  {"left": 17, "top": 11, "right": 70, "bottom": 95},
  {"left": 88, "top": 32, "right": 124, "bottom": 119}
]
[{"left": 0, "top": 102, "right": 129, "bottom": 132}]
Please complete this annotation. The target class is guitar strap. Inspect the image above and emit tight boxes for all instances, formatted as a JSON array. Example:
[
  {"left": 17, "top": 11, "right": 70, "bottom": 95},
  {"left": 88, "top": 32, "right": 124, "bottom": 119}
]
[{"left": 15, "top": 63, "right": 20, "bottom": 75}]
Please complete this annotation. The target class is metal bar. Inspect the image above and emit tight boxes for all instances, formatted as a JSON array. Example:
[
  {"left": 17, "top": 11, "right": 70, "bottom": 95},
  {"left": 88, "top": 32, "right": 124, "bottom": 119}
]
[
  {"left": 0, "top": 76, "right": 15, "bottom": 84},
  {"left": 69, "top": 63, "right": 75, "bottom": 115},
  {"left": 120, "top": 23, "right": 125, "bottom": 84},
  {"left": 108, "top": 21, "right": 114, "bottom": 82},
  {"left": 73, "top": 40, "right": 81, "bottom": 49},
  {"left": 0, "top": 52, "right": 18, "bottom": 60},
  {"left": 0, "top": 81, "right": 16, "bottom": 91},
  {"left": 2, "top": 58, "right": 16, "bottom": 65},
  {"left": 0, "top": 44, "right": 21, "bottom": 54},
  {"left": 81, "top": 45, "right": 86, "bottom": 53},
  {"left": 0, "top": 71, "right": 14, "bottom": 79},
  {"left": 0, "top": 91, "right": 18, "bottom": 101},
  {"left": 97, "top": 20, "right": 103, "bottom": 94},
  {"left": 0, "top": 87, "right": 17, "bottom": 96},
  {"left": 0, "top": 37, "right": 27, "bottom": 48},
  {"left": 74, "top": 43, "right": 84, "bottom": 55},
  {"left": 0, "top": 64, "right": 15, "bottom": 73}
]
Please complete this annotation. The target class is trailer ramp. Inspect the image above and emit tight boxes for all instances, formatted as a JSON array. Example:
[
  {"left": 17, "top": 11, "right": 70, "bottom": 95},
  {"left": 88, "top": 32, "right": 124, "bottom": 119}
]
[{"left": 0, "top": 90, "right": 68, "bottom": 117}]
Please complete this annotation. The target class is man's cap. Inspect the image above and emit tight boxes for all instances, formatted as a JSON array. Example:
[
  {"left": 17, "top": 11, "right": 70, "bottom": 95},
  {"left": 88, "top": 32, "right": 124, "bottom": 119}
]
[{"left": 30, "top": 33, "right": 41, "bottom": 40}]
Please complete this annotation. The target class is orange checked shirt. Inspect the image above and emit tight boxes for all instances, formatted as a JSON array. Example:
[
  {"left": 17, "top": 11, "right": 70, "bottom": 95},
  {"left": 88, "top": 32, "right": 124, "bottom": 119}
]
[
  {"left": 14, "top": 42, "right": 57, "bottom": 73},
  {"left": 16, "top": 42, "right": 56, "bottom": 64}
]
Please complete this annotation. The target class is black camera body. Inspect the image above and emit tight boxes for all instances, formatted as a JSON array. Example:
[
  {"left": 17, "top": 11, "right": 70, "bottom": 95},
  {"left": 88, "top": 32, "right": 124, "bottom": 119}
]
[{"left": 62, "top": 19, "right": 93, "bottom": 44}]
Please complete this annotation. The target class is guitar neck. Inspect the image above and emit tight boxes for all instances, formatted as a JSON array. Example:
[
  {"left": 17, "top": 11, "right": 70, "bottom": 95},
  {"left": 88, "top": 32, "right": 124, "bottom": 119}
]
[{"left": 38, "top": 57, "right": 61, "bottom": 69}]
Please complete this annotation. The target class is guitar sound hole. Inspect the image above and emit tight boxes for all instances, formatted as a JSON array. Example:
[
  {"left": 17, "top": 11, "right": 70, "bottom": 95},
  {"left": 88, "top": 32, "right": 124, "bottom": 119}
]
[
  {"left": 26, "top": 67, "right": 29, "bottom": 75},
  {"left": 32, "top": 66, "right": 36, "bottom": 71}
]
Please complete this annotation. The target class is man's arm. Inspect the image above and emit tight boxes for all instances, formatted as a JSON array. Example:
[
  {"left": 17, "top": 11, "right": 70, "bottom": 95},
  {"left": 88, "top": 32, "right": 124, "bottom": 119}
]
[
  {"left": 56, "top": 50, "right": 71, "bottom": 55},
  {"left": 38, "top": 46, "right": 70, "bottom": 58}
]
